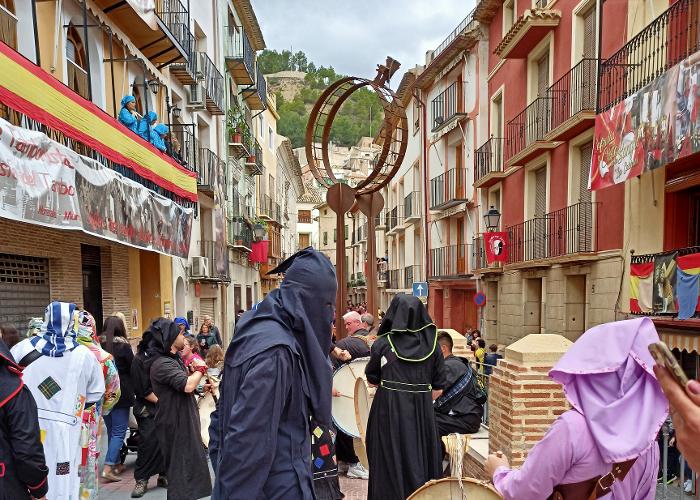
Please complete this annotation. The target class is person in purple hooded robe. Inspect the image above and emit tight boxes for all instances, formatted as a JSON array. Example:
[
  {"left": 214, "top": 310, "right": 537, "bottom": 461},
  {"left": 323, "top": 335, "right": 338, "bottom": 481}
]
[{"left": 485, "top": 317, "right": 667, "bottom": 499}]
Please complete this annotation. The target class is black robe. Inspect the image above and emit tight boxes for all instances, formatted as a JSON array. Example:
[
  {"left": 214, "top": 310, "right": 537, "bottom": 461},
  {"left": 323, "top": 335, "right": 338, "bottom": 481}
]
[{"left": 365, "top": 295, "right": 447, "bottom": 500}]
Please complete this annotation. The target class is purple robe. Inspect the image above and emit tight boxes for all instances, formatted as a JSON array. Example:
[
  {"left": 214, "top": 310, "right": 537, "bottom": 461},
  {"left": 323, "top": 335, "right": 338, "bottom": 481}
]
[{"left": 493, "top": 409, "right": 659, "bottom": 499}]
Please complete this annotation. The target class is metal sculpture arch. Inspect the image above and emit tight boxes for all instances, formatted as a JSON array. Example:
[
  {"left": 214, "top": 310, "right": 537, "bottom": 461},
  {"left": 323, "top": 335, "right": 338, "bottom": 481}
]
[{"left": 305, "top": 57, "right": 408, "bottom": 337}]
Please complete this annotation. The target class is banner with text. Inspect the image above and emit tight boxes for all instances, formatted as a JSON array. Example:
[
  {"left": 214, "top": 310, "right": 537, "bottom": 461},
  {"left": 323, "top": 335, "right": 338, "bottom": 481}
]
[
  {"left": 591, "top": 51, "right": 700, "bottom": 190},
  {"left": 0, "top": 118, "right": 193, "bottom": 257}
]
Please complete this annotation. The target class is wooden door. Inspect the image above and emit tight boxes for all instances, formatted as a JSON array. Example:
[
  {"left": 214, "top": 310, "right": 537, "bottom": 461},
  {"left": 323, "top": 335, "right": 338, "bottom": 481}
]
[
  {"left": 533, "top": 167, "right": 547, "bottom": 259},
  {"left": 457, "top": 218, "right": 465, "bottom": 274},
  {"left": 455, "top": 143, "right": 464, "bottom": 199}
]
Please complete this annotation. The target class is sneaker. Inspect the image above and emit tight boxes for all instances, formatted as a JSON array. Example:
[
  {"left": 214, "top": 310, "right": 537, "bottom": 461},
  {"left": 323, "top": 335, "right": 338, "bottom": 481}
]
[
  {"left": 337, "top": 461, "right": 349, "bottom": 475},
  {"left": 131, "top": 480, "right": 148, "bottom": 498},
  {"left": 347, "top": 463, "right": 369, "bottom": 480},
  {"left": 684, "top": 479, "right": 692, "bottom": 493},
  {"left": 157, "top": 475, "right": 168, "bottom": 488}
]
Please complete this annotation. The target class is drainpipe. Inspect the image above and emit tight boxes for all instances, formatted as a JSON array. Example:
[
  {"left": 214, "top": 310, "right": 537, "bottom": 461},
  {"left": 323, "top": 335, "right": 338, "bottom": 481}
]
[{"left": 420, "top": 88, "right": 431, "bottom": 286}]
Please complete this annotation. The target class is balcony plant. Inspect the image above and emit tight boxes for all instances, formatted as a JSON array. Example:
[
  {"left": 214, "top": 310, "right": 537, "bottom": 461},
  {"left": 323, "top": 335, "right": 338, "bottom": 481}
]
[
  {"left": 252, "top": 218, "right": 268, "bottom": 241},
  {"left": 226, "top": 109, "right": 245, "bottom": 144}
]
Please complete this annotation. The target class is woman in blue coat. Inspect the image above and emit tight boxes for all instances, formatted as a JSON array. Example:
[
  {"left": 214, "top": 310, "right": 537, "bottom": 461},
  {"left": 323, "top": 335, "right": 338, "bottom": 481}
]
[
  {"left": 137, "top": 111, "right": 158, "bottom": 142},
  {"left": 118, "top": 95, "right": 140, "bottom": 134},
  {"left": 151, "top": 123, "right": 168, "bottom": 153}
]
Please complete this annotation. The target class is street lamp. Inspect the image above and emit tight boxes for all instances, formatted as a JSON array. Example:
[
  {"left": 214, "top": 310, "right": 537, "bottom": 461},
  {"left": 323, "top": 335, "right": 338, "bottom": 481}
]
[
  {"left": 484, "top": 206, "right": 501, "bottom": 232},
  {"left": 147, "top": 79, "right": 161, "bottom": 95},
  {"left": 172, "top": 106, "right": 182, "bottom": 119}
]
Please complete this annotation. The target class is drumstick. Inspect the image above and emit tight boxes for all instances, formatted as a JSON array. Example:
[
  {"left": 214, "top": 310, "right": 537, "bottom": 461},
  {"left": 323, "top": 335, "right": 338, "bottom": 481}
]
[{"left": 339, "top": 394, "right": 353, "bottom": 400}]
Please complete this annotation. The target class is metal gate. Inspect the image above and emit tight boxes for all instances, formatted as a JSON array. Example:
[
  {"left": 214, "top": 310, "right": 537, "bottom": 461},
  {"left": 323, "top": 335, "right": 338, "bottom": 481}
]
[
  {"left": 200, "top": 298, "right": 215, "bottom": 323},
  {"left": 0, "top": 253, "right": 50, "bottom": 337}
]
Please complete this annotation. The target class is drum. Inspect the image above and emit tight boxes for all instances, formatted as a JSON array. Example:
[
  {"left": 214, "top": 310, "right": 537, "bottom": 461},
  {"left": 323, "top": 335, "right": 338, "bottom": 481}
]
[
  {"left": 408, "top": 478, "right": 502, "bottom": 499},
  {"left": 354, "top": 376, "right": 375, "bottom": 445},
  {"left": 332, "top": 358, "right": 369, "bottom": 438}
]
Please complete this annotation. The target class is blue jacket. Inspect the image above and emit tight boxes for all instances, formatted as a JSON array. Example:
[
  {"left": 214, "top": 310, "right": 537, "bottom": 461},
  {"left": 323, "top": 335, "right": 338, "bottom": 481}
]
[
  {"left": 118, "top": 108, "right": 138, "bottom": 133},
  {"left": 151, "top": 124, "right": 168, "bottom": 153},
  {"left": 137, "top": 111, "right": 157, "bottom": 142}
]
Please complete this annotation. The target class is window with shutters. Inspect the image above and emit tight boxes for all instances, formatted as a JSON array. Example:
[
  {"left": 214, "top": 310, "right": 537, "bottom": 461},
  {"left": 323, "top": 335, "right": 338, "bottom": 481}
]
[
  {"left": 503, "top": 0, "right": 516, "bottom": 36},
  {"left": 578, "top": 143, "right": 593, "bottom": 204},
  {"left": 66, "top": 26, "right": 89, "bottom": 99},
  {"left": 323, "top": 232, "right": 328, "bottom": 246},
  {"left": 333, "top": 228, "right": 337, "bottom": 243},
  {"left": 582, "top": 6, "right": 596, "bottom": 59}
]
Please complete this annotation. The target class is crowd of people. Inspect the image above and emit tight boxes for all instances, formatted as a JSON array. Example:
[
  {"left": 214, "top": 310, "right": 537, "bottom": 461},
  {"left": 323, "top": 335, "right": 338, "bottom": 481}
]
[
  {"left": 118, "top": 95, "right": 183, "bottom": 160},
  {"left": 5, "top": 248, "right": 700, "bottom": 500}
]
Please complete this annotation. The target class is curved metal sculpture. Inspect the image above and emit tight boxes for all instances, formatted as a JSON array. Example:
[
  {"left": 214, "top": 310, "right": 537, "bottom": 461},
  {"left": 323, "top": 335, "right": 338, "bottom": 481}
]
[{"left": 305, "top": 57, "right": 408, "bottom": 338}]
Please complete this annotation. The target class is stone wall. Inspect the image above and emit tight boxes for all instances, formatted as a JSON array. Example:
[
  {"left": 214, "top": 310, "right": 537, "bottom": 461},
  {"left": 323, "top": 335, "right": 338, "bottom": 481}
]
[{"left": 487, "top": 334, "right": 572, "bottom": 467}]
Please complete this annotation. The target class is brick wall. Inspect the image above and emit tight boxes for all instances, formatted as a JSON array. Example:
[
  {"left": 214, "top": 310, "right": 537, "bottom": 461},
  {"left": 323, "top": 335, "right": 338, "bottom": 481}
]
[
  {"left": 487, "top": 335, "right": 572, "bottom": 468},
  {"left": 0, "top": 219, "right": 133, "bottom": 329},
  {"left": 463, "top": 453, "right": 490, "bottom": 481}
]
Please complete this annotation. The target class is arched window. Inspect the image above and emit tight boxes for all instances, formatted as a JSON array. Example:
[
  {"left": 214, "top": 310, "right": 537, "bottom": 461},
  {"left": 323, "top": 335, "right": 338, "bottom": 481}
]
[
  {"left": 66, "top": 26, "right": 89, "bottom": 99},
  {"left": 132, "top": 80, "right": 144, "bottom": 116},
  {"left": 0, "top": 0, "right": 17, "bottom": 49}
]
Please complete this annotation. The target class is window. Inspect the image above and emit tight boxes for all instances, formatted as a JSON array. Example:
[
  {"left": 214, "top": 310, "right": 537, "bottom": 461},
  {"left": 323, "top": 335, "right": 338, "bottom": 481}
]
[
  {"left": 412, "top": 98, "right": 420, "bottom": 133},
  {"left": 323, "top": 232, "right": 328, "bottom": 246},
  {"left": 345, "top": 224, "right": 349, "bottom": 239},
  {"left": 269, "top": 127, "right": 274, "bottom": 151},
  {"left": 324, "top": 209, "right": 328, "bottom": 215},
  {"left": 0, "top": 1, "right": 17, "bottom": 49},
  {"left": 491, "top": 92, "right": 503, "bottom": 138},
  {"left": 333, "top": 229, "right": 337, "bottom": 242},
  {"left": 66, "top": 26, "right": 89, "bottom": 99},
  {"left": 298, "top": 210, "right": 312, "bottom": 223},
  {"left": 503, "top": 0, "right": 516, "bottom": 35}
]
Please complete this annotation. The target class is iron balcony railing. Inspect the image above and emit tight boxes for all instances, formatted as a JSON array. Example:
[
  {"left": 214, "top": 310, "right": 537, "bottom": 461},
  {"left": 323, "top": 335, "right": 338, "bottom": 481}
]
[
  {"left": 404, "top": 191, "right": 421, "bottom": 219},
  {"left": 549, "top": 58, "right": 597, "bottom": 131},
  {"left": 599, "top": 0, "right": 700, "bottom": 112},
  {"left": 430, "top": 244, "right": 471, "bottom": 278},
  {"left": 298, "top": 212, "right": 312, "bottom": 224},
  {"left": 168, "top": 123, "right": 198, "bottom": 172},
  {"left": 225, "top": 27, "right": 255, "bottom": 80},
  {"left": 475, "top": 137, "right": 505, "bottom": 183},
  {"left": 67, "top": 59, "right": 89, "bottom": 100},
  {"left": 430, "top": 168, "right": 468, "bottom": 209},
  {"left": 506, "top": 202, "right": 598, "bottom": 264},
  {"left": 154, "top": 0, "right": 192, "bottom": 60},
  {"left": 197, "top": 148, "right": 221, "bottom": 193},
  {"left": 200, "top": 240, "right": 230, "bottom": 280},
  {"left": 404, "top": 265, "right": 420, "bottom": 288},
  {"left": 228, "top": 216, "right": 253, "bottom": 250},
  {"left": 431, "top": 81, "right": 462, "bottom": 131},
  {"left": 431, "top": 8, "right": 476, "bottom": 61},
  {"left": 505, "top": 96, "right": 551, "bottom": 161},
  {"left": 387, "top": 207, "right": 398, "bottom": 231},
  {"left": 388, "top": 269, "right": 401, "bottom": 289},
  {"left": 375, "top": 209, "right": 387, "bottom": 228},
  {"left": 258, "top": 194, "right": 273, "bottom": 219},
  {"left": 356, "top": 272, "right": 366, "bottom": 286},
  {"left": 0, "top": 4, "right": 17, "bottom": 50},
  {"left": 245, "top": 139, "right": 264, "bottom": 175},
  {"left": 199, "top": 52, "right": 225, "bottom": 114}
]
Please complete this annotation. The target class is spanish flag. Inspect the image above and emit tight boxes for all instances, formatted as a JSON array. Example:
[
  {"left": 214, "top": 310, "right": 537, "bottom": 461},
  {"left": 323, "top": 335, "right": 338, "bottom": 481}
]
[{"left": 630, "top": 261, "right": 653, "bottom": 314}]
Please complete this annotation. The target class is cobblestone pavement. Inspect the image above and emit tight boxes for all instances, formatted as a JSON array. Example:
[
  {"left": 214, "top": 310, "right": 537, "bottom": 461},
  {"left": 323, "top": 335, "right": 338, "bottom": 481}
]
[{"left": 98, "top": 455, "right": 368, "bottom": 499}]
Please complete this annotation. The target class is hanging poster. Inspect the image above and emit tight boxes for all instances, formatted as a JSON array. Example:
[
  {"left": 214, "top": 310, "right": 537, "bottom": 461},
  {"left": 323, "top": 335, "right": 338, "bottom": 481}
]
[
  {"left": 0, "top": 118, "right": 193, "bottom": 257},
  {"left": 591, "top": 51, "right": 700, "bottom": 190},
  {"left": 653, "top": 252, "right": 678, "bottom": 314},
  {"left": 484, "top": 232, "right": 509, "bottom": 264}
]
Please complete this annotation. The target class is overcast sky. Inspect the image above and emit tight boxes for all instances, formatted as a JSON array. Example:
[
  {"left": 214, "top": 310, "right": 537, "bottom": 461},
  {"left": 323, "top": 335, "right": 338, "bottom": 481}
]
[{"left": 251, "top": 0, "right": 476, "bottom": 86}]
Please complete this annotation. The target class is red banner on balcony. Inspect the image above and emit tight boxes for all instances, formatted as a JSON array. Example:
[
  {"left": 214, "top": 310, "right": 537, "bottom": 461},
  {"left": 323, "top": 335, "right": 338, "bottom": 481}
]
[
  {"left": 484, "top": 232, "right": 509, "bottom": 264},
  {"left": 0, "top": 41, "right": 197, "bottom": 201},
  {"left": 250, "top": 240, "right": 269, "bottom": 263},
  {"left": 591, "top": 51, "right": 700, "bottom": 191}
]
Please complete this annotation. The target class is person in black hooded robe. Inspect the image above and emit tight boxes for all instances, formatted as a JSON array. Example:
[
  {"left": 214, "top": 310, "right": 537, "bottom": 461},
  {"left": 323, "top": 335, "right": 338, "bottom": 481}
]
[
  {"left": 209, "top": 247, "right": 337, "bottom": 499},
  {"left": 148, "top": 318, "right": 212, "bottom": 500},
  {"left": 365, "top": 294, "right": 447, "bottom": 500}
]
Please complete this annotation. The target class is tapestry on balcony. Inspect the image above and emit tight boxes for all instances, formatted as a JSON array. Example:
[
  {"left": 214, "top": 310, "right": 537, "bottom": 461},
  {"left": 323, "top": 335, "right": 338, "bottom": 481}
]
[
  {"left": 652, "top": 252, "right": 678, "bottom": 315},
  {"left": 250, "top": 240, "right": 269, "bottom": 263},
  {"left": 677, "top": 252, "right": 700, "bottom": 320},
  {"left": 591, "top": 51, "right": 700, "bottom": 191},
  {"left": 484, "top": 231, "right": 509, "bottom": 264}
]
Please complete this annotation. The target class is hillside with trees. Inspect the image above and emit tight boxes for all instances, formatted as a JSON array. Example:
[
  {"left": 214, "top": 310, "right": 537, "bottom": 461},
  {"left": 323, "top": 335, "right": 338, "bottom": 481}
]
[{"left": 258, "top": 49, "right": 383, "bottom": 149}]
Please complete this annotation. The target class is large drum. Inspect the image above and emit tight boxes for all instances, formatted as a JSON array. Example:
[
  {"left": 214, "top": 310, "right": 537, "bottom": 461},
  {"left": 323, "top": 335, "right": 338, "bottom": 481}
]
[
  {"left": 332, "top": 358, "right": 369, "bottom": 438},
  {"left": 408, "top": 478, "right": 502, "bottom": 499},
  {"left": 354, "top": 375, "right": 376, "bottom": 445}
]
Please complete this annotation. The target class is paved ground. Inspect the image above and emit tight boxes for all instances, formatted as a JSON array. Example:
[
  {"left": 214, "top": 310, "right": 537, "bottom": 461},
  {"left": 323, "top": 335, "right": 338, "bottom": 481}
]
[{"left": 98, "top": 454, "right": 368, "bottom": 499}]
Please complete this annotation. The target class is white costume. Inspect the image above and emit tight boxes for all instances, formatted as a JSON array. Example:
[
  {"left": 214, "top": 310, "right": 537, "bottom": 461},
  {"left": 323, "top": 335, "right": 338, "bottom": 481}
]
[{"left": 12, "top": 302, "right": 104, "bottom": 500}]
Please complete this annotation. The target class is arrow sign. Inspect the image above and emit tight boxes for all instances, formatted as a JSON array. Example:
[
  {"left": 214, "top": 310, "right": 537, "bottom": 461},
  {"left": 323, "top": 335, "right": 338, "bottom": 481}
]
[{"left": 413, "top": 282, "right": 428, "bottom": 298}]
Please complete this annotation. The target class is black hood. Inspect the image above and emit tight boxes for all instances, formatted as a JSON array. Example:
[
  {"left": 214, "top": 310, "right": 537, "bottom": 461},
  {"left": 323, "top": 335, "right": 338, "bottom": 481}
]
[
  {"left": 0, "top": 339, "right": 23, "bottom": 408},
  {"left": 146, "top": 318, "right": 180, "bottom": 357},
  {"left": 228, "top": 247, "right": 337, "bottom": 424},
  {"left": 377, "top": 294, "right": 438, "bottom": 362}
]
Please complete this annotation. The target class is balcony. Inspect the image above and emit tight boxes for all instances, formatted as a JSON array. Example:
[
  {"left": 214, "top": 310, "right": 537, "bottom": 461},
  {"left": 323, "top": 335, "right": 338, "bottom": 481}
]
[
  {"left": 495, "top": 8, "right": 561, "bottom": 59},
  {"left": 506, "top": 202, "right": 598, "bottom": 266},
  {"left": 386, "top": 207, "right": 399, "bottom": 235},
  {"left": 243, "top": 65, "right": 267, "bottom": 111},
  {"left": 168, "top": 123, "right": 198, "bottom": 173},
  {"left": 387, "top": 269, "right": 402, "bottom": 290},
  {"left": 375, "top": 209, "right": 387, "bottom": 230},
  {"left": 67, "top": 59, "right": 89, "bottom": 100},
  {"left": 245, "top": 139, "right": 264, "bottom": 175},
  {"left": 599, "top": 0, "right": 700, "bottom": 112},
  {"left": 228, "top": 120, "right": 253, "bottom": 160},
  {"left": 474, "top": 137, "right": 507, "bottom": 188},
  {"left": 169, "top": 33, "right": 199, "bottom": 85},
  {"left": 225, "top": 27, "right": 255, "bottom": 86},
  {"left": 356, "top": 272, "right": 366, "bottom": 288},
  {"left": 94, "top": 0, "right": 192, "bottom": 65},
  {"left": 199, "top": 240, "right": 230, "bottom": 282},
  {"left": 257, "top": 194, "right": 274, "bottom": 221},
  {"left": 431, "top": 81, "right": 464, "bottom": 132},
  {"left": 430, "top": 244, "right": 471, "bottom": 278},
  {"left": 545, "top": 58, "right": 597, "bottom": 141},
  {"left": 430, "top": 168, "right": 468, "bottom": 210},
  {"left": 197, "top": 148, "right": 222, "bottom": 196},
  {"left": 505, "top": 97, "right": 557, "bottom": 166},
  {"left": 227, "top": 216, "right": 253, "bottom": 252},
  {"left": 404, "top": 265, "right": 421, "bottom": 288},
  {"left": 298, "top": 212, "right": 312, "bottom": 224},
  {"left": 0, "top": 5, "right": 17, "bottom": 50},
  {"left": 403, "top": 191, "right": 422, "bottom": 224},
  {"left": 200, "top": 53, "right": 226, "bottom": 115}
]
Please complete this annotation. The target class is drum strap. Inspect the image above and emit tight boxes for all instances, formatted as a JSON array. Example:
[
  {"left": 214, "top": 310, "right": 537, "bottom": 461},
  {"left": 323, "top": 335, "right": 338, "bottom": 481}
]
[
  {"left": 380, "top": 380, "right": 432, "bottom": 393},
  {"left": 549, "top": 458, "right": 637, "bottom": 500}
]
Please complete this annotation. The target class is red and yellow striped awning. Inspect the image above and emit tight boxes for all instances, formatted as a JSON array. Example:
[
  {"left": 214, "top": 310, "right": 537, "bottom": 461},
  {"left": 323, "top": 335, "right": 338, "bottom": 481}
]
[
  {"left": 0, "top": 42, "right": 197, "bottom": 202},
  {"left": 660, "top": 332, "right": 700, "bottom": 355}
]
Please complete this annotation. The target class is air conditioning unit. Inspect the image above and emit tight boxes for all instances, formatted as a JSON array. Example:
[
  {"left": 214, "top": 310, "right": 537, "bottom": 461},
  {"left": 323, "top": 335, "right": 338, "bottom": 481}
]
[
  {"left": 191, "top": 256, "right": 210, "bottom": 278},
  {"left": 186, "top": 84, "right": 206, "bottom": 110}
]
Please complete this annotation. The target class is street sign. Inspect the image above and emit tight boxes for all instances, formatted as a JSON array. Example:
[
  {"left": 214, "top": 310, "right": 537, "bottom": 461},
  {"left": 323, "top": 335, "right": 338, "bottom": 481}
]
[
  {"left": 474, "top": 292, "right": 487, "bottom": 307},
  {"left": 413, "top": 282, "right": 428, "bottom": 298}
]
